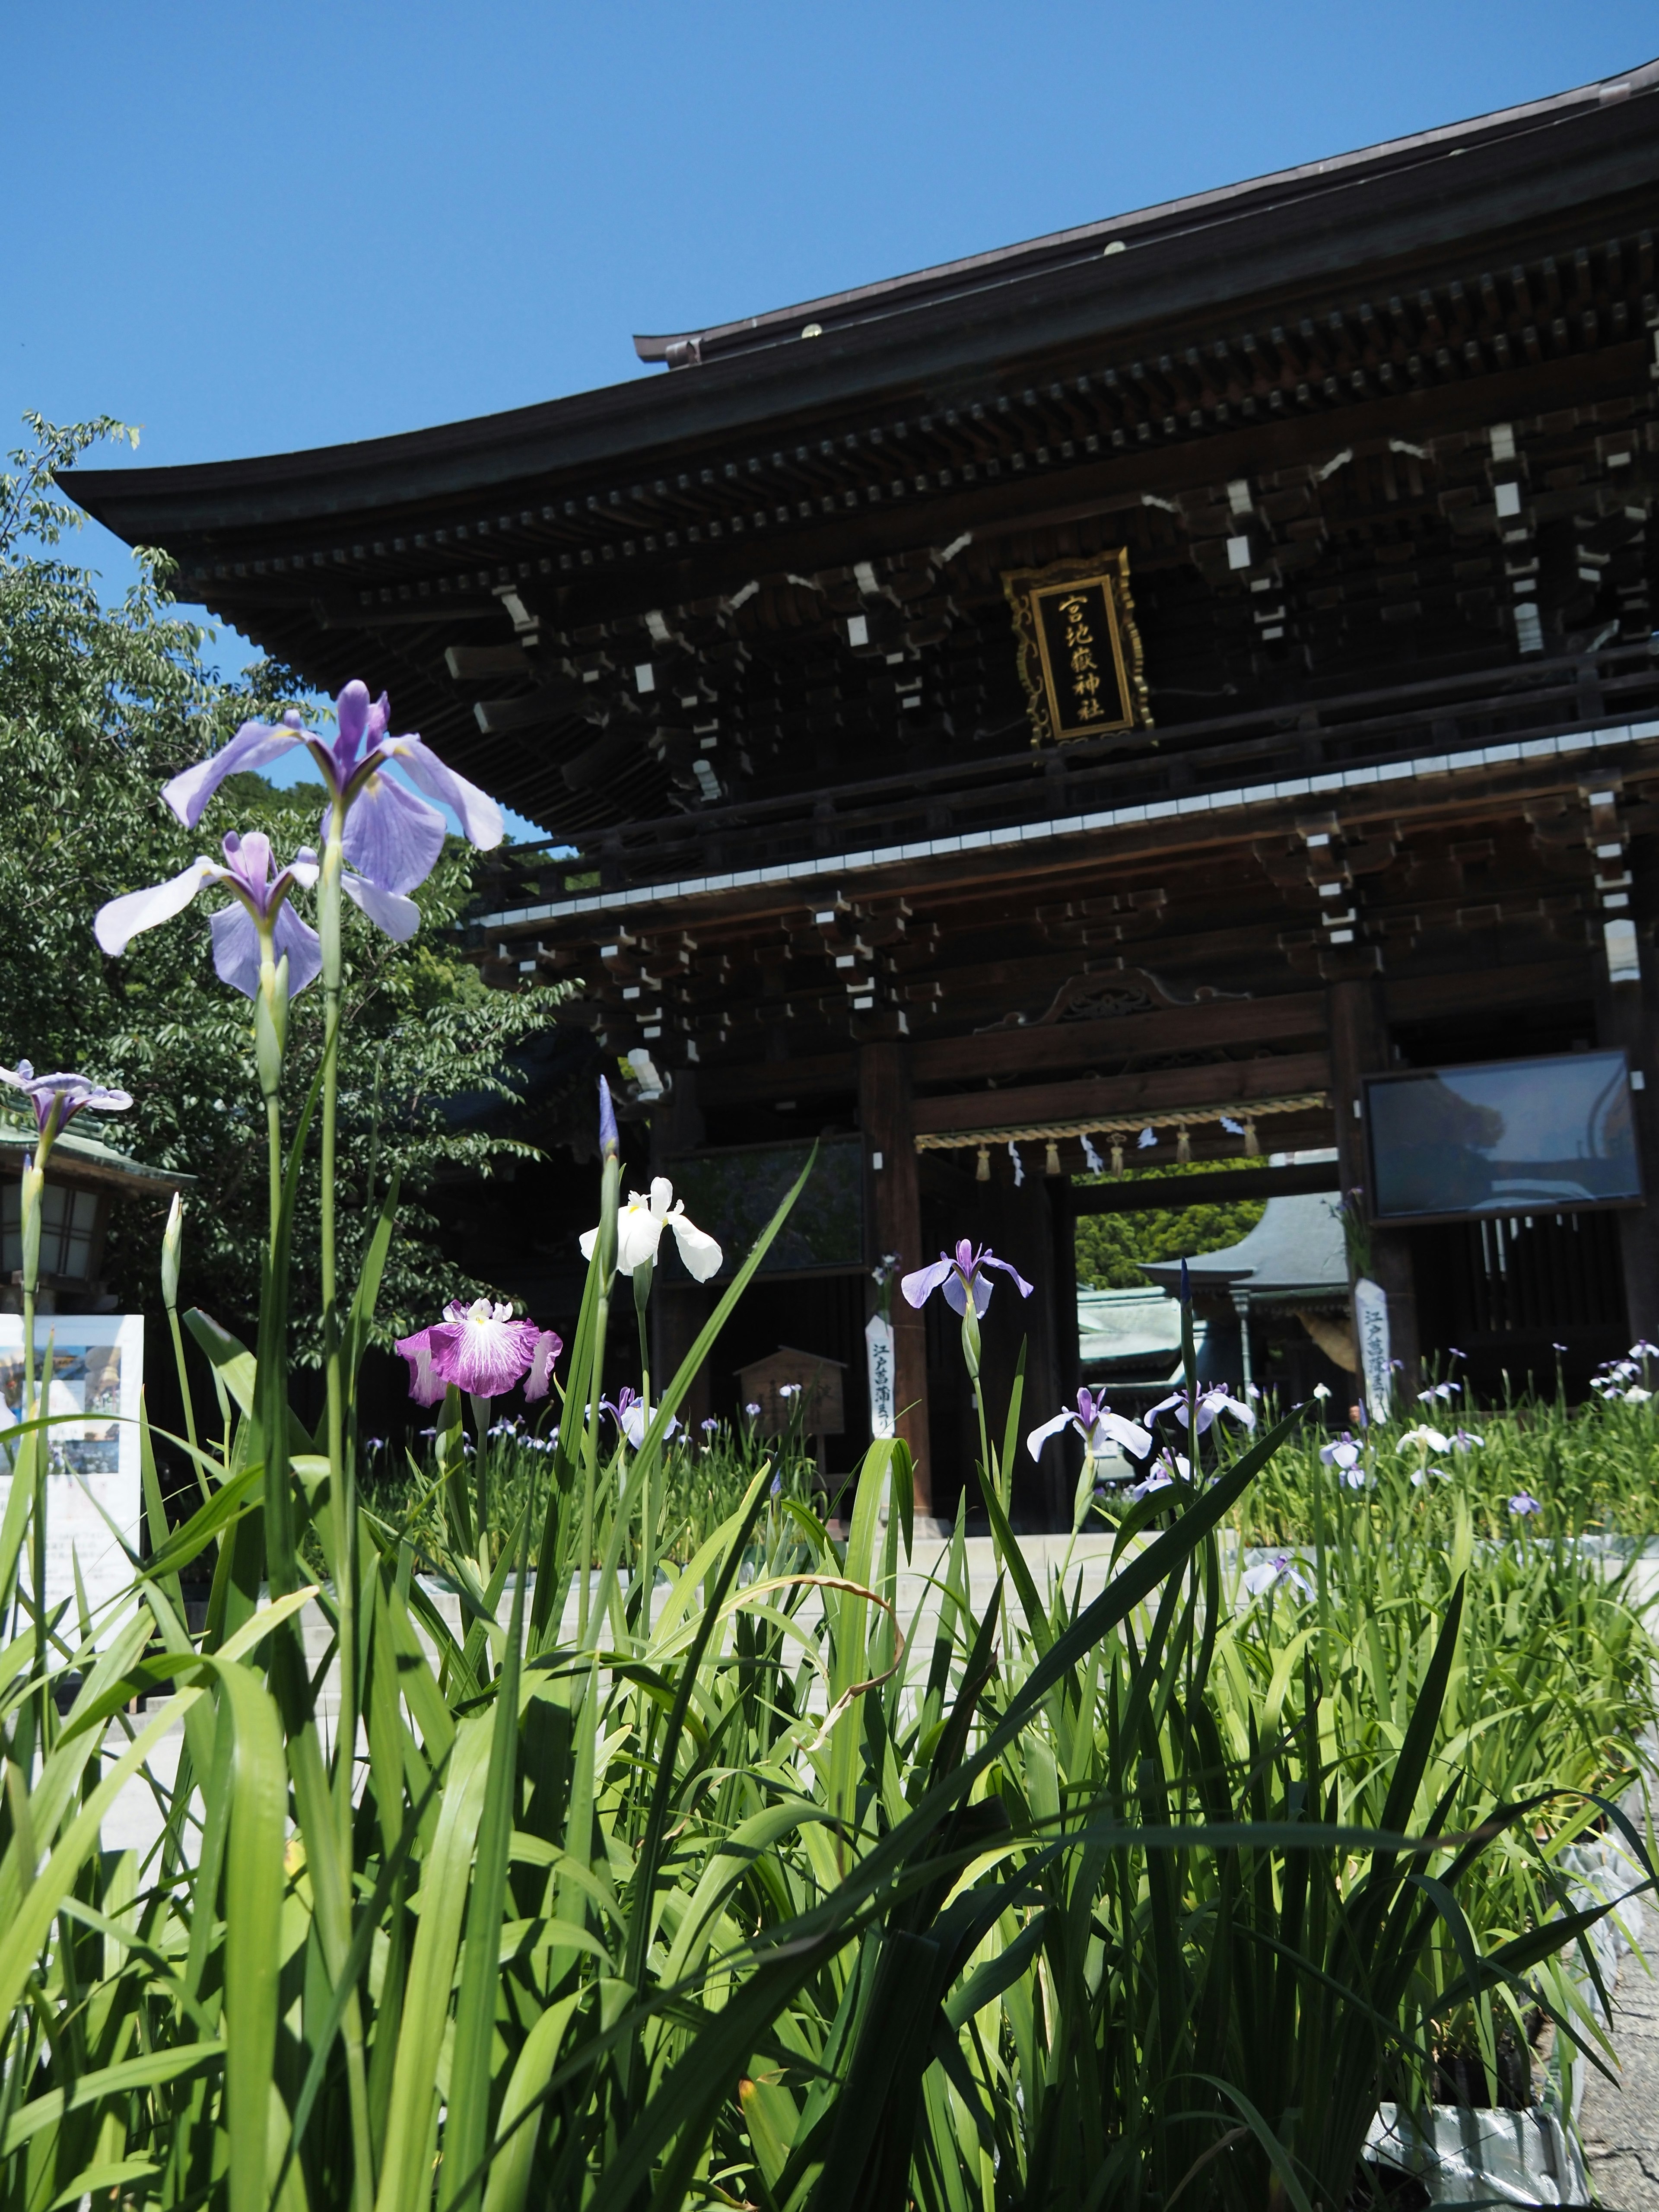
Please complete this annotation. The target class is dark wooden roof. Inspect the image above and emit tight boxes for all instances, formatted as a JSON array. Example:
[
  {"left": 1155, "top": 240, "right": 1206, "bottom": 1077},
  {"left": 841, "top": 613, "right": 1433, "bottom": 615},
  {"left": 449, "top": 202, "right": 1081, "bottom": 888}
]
[{"left": 63, "top": 57, "right": 1659, "bottom": 845}]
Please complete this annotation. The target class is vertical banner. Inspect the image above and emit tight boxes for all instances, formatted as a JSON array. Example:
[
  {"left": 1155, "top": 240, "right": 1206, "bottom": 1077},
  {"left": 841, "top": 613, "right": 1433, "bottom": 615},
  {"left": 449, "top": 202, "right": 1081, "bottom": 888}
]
[
  {"left": 0, "top": 1314, "right": 144, "bottom": 1623},
  {"left": 1352, "top": 1278, "right": 1392, "bottom": 1425},
  {"left": 864, "top": 1311, "right": 896, "bottom": 1441}
]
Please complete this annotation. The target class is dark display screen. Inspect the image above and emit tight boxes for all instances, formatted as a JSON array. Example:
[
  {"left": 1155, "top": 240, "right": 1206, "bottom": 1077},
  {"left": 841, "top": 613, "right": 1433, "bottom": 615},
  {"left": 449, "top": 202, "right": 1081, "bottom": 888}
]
[
  {"left": 661, "top": 1138, "right": 863, "bottom": 1279},
  {"left": 1364, "top": 1051, "right": 1641, "bottom": 1224}
]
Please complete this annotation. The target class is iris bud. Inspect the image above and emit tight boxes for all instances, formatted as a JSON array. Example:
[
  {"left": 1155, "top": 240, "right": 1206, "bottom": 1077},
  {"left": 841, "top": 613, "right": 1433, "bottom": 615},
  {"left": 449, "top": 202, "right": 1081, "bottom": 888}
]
[
  {"left": 254, "top": 953, "right": 291, "bottom": 1098},
  {"left": 161, "top": 1193, "right": 185, "bottom": 1311},
  {"left": 19, "top": 1161, "right": 43, "bottom": 1293}
]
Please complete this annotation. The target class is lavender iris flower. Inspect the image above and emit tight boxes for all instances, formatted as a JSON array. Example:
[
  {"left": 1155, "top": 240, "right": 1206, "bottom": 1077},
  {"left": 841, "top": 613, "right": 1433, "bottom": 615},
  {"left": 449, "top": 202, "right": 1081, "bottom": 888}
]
[
  {"left": 601, "top": 1386, "right": 679, "bottom": 1449},
  {"left": 1127, "top": 1448, "right": 1189, "bottom": 1500},
  {"left": 0, "top": 1061, "right": 133, "bottom": 1145},
  {"left": 1243, "top": 1552, "right": 1313, "bottom": 1602},
  {"left": 161, "top": 680, "right": 503, "bottom": 897},
  {"left": 93, "top": 831, "right": 383, "bottom": 997},
  {"left": 1027, "top": 1388, "right": 1152, "bottom": 1465},
  {"left": 1319, "top": 1432, "right": 1360, "bottom": 1471},
  {"left": 901, "top": 1239, "right": 1035, "bottom": 1317},
  {"left": 1148, "top": 1384, "right": 1255, "bottom": 1434},
  {"left": 1509, "top": 1491, "right": 1543, "bottom": 1517}
]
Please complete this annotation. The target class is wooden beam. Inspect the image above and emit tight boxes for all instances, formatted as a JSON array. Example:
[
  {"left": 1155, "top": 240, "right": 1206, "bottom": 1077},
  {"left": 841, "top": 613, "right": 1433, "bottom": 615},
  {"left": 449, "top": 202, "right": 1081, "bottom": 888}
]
[
  {"left": 911, "top": 1052, "right": 1332, "bottom": 1138},
  {"left": 911, "top": 991, "right": 1327, "bottom": 1085},
  {"left": 1071, "top": 1160, "right": 1340, "bottom": 1215},
  {"left": 445, "top": 642, "right": 533, "bottom": 679},
  {"left": 1384, "top": 957, "right": 1593, "bottom": 1023},
  {"left": 697, "top": 1051, "right": 857, "bottom": 1106}
]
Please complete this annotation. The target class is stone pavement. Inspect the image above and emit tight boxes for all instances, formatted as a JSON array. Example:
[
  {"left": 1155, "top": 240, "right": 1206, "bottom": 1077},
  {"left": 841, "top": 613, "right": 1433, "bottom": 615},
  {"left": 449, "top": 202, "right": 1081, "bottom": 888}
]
[{"left": 1582, "top": 1897, "right": 1659, "bottom": 2206}]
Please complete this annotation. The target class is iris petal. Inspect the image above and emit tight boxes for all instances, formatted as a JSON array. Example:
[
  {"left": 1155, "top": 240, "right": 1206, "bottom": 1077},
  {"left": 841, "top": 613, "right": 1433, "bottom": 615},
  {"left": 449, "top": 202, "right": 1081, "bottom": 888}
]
[
  {"left": 900, "top": 1256, "right": 954, "bottom": 1308},
  {"left": 341, "top": 871, "right": 421, "bottom": 942},
  {"left": 393, "top": 1327, "right": 449, "bottom": 1407},
  {"left": 162, "top": 721, "right": 304, "bottom": 830},
  {"left": 384, "top": 736, "right": 505, "bottom": 851},
  {"left": 524, "top": 1330, "right": 563, "bottom": 1402},
  {"left": 207, "top": 904, "right": 264, "bottom": 998},
  {"left": 438, "top": 1310, "right": 540, "bottom": 1397},
  {"left": 339, "top": 769, "right": 447, "bottom": 894},
  {"left": 667, "top": 1212, "right": 722, "bottom": 1282},
  {"left": 94, "top": 859, "right": 217, "bottom": 956},
  {"left": 1025, "top": 1410, "right": 1073, "bottom": 1461},
  {"left": 222, "top": 830, "right": 276, "bottom": 912},
  {"left": 270, "top": 903, "right": 323, "bottom": 995}
]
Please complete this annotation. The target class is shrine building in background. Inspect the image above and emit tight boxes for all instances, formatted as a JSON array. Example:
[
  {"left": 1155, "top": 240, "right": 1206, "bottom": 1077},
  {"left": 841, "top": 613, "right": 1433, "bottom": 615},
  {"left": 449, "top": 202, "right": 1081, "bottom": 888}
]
[{"left": 72, "top": 57, "right": 1659, "bottom": 1525}]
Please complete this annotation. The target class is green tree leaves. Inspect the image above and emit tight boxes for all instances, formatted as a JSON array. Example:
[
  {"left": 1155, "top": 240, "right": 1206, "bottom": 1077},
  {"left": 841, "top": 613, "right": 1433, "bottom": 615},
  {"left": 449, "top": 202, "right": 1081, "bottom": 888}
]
[{"left": 0, "top": 413, "right": 564, "bottom": 1346}]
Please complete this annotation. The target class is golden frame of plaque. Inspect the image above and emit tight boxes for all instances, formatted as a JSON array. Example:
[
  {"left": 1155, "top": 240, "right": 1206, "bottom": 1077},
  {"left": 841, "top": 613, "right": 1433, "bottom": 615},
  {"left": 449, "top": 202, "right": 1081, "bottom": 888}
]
[{"left": 1003, "top": 550, "right": 1151, "bottom": 747}]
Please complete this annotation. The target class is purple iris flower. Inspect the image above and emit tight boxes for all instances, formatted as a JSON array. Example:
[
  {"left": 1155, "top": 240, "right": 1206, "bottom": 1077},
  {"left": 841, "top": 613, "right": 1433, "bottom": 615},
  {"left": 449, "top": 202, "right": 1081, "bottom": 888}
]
[
  {"left": 599, "top": 1074, "right": 619, "bottom": 1160},
  {"left": 93, "top": 830, "right": 384, "bottom": 998},
  {"left": 395, "top": 1298, "right": 543, "bottom": 1402},
  {"left": 901, "top": 1239, "right": 1034, "bottom": 1317},
  {"left": 523, "top": 1329, "right": 563, "bottom": 1403},
  {"left": 1509, "top": 1491, "right": 1542, "bottom": 1517},
  {"left": 161, "top": 680, "right": 503, "bottom": 898},
  {"left": 0, "top": 1062, "right": 133, "bottom": 1144},
  {"left": 1027, "top": 1388, "right": 1151, "bottom": 1465}
]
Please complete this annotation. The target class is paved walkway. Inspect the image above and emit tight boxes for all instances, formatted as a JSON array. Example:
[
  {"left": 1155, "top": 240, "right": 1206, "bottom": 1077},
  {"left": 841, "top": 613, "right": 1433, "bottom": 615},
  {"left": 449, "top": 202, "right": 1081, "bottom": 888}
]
[{"left": 1583, "top": 1895, "right": 1659, "bottom": 2208}]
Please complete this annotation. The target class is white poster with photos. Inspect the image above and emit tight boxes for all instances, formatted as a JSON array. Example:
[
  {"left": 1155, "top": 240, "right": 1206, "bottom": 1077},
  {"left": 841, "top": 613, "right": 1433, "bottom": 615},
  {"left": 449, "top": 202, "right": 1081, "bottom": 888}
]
[{"left": 0, "top": 1314, "right": 143, "bottom": 1624}]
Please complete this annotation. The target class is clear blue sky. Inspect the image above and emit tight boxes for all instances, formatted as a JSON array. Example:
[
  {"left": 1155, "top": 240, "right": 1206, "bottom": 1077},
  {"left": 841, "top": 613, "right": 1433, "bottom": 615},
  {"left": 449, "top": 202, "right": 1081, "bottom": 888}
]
[{"left": 10, "top": 3, "right": 1654, "bottom": 832}]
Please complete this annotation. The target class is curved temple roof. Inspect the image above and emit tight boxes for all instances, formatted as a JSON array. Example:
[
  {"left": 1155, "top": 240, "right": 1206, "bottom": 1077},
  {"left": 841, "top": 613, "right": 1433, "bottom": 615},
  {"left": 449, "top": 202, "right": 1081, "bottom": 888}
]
[
  {"left": 56, "top": 54, "right": 1659, "bottom": 843},
  {"left": 634, "top": 58, "right": 1659, "bottom": 369}
]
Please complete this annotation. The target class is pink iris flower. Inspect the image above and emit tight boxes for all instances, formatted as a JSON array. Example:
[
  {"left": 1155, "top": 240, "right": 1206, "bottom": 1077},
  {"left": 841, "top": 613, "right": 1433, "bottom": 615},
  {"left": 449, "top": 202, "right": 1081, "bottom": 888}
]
[{"left": 395, "top": 1300, "right": 553, "bottom": 1402}]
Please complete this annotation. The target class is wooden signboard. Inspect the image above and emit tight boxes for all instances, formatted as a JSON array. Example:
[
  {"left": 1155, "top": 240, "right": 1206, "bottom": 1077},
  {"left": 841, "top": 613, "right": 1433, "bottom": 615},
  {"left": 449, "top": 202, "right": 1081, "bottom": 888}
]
[
  {"left": 735, "top": 1346, "right": 847, "bottom": 1437},
  {"left": 1003, "top": 550, "right": 1150, "bottom": 746}
]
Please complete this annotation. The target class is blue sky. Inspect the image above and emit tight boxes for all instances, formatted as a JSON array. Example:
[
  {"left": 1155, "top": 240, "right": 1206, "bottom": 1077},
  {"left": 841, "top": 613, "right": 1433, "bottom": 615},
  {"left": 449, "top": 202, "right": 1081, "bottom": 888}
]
[{"left": 10, "top": 3, "right": 1654, "bottom": 834}]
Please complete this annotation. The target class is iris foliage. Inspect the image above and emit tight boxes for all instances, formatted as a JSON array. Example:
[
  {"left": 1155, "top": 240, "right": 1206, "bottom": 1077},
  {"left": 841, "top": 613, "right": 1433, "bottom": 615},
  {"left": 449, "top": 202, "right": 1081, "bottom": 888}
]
[{"left": 0, "top": 590, "right": 1653, "bottom": 2209}]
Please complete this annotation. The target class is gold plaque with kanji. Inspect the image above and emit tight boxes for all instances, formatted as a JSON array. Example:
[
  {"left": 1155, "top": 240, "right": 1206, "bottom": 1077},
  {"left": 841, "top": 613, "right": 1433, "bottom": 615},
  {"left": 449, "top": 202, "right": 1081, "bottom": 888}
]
[{"left": 1003, "top": 550, "right": 1150, "bottom": 747}]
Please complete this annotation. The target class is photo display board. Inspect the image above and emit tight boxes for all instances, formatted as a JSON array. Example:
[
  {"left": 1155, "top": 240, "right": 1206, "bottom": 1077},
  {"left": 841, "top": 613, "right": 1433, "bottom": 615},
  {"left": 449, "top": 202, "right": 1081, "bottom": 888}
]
[
  {"left": 1364, "top": 1052, "right": 1641, "bottom": 1224},
  {"left": 662, "top": 1138, "right": 863, "bottom": 1280},
  {"left": 0, "top": 1314, "right": 143, "bottom": 1623}
]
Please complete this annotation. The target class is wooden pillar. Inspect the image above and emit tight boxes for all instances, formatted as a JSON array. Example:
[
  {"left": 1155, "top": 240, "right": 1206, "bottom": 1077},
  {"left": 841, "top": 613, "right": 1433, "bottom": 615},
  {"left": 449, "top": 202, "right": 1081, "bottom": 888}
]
[
  {"left": 650, "top": 1071, "right": 712, "bottom": 1428},
  {"left": 1327, "top": 977, "right": 1420, "bottom": 1397},
  {"left": 1594, "top": 942, "right": 1659, "bottom": 1345},
  {"left": 858, "top": 1043, "right": 934, "bottom": 1514}
]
